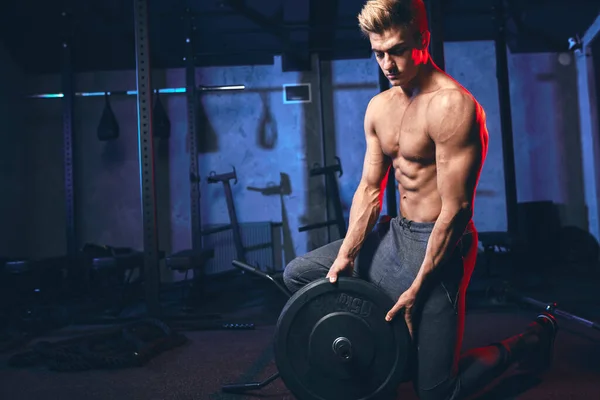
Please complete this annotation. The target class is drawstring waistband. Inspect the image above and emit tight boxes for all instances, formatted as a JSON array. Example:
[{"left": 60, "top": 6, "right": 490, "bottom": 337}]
[
  {"left": 399, "top": 217, "right": 413, "bottom": 231},
  {"left": 393, "top": 215, "right": 475, "bottom": 236},
  {"left": 395, "top": 216, "right": 436, "bottom": 234}
]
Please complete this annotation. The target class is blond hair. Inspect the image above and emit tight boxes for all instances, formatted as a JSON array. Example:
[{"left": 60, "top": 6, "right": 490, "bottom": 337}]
[{"left": 357, "top": 0, "right": 428, "bottom": 36}]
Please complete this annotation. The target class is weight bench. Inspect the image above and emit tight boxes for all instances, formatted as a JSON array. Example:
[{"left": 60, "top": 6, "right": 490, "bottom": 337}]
[
  {"left": 1, "top": 257, "right": 71, "bottom": 336},
  {"left": 164, "top": 248, "right": 215, "bottom": 308},
  {"left": 477, "top": 231, "right": 522, "bottom": 277},
  {"left": 87, "top": 247, "right": 145, "bottom": 317},
  {"left": 162, "top": 250, "right": 256, "bottom": 332}
]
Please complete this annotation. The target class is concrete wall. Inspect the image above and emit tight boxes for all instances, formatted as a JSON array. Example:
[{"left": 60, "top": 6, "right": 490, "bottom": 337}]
[
  {"left": 509, "top": 51, "right": 587, "bottom": 230},
  {"left": 576, "top": 35, "right": 600, "bottom": 242},
  {"left": 0, "top": 44, "right": 26, "bottom": 257},
  {"left": 23, "top": 41, "right": 589, "bottom": 269}
]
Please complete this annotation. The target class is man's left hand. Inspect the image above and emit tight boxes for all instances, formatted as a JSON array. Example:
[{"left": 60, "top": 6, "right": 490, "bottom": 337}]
[{"left": 386, "top": 286, "right": 418, "bottom": 339}]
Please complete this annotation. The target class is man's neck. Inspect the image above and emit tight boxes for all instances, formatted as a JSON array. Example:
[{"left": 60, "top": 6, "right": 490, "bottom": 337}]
[{"left": 400, "top": 57, "right": 439, "bottom": 98}]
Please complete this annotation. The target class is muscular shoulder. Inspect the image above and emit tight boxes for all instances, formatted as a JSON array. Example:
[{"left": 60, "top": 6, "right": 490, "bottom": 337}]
[
  {"left": 426, "top": 88, "right": 482, "bottom": 143},
  {"left": 365, "top": 91, "right": 388, "bottom": 116},
  {"left": 428, "top": 88, "right": 478, "bottom": 119},
  {"left": 364, "top": 92, "right": 388, "bottom": 133},
  {"left": 365, "top": 90, "right": 404, "bottom": 125}
]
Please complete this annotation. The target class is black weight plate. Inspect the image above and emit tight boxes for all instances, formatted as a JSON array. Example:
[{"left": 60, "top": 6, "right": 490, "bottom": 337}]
[{"left": 274, "top": 277, "right": 410, "bottom": 400}]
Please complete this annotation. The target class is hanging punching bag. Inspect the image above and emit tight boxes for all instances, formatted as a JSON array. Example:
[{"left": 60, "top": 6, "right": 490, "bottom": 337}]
[
  {"left": 153, "top": 92, "right": 171, "bottom": 140},
  {"left": 97, "top": 92, "right": 120, "bottom": 141},
  {"left": 257, "top": 93, "right": 277, "bottom": 149}
]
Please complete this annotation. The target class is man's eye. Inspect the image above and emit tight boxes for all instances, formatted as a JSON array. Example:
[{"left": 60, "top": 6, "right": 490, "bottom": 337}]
[
  {"left": 375, "top": 52, "right": 384, "bottom": 58},
  {"left": 391, "top": 48, "right": 407, "bottom": 55}
]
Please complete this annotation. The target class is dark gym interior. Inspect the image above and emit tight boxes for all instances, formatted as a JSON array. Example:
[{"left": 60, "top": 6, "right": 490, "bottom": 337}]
[{"left": 1, "top": 0, "right": 600, "bottom": 399}]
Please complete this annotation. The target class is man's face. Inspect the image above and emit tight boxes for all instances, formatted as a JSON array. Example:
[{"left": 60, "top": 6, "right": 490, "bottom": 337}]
[{"left": 369, "top": 25, "right": 429, "bottom": 87}]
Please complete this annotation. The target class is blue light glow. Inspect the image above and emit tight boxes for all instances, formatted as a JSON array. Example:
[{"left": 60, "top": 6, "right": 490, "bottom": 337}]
[
  {"left": 158, "top": 87, "right": 186, "bottom": 93},
  {"left": 78, "top": 91, "right": 108, "bottom": 97},
  {"left": 30, "top": 93, "right": 64, "bottom": 98}
]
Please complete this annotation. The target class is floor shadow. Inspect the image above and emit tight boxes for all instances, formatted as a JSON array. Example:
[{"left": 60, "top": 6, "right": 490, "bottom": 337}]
[{"left": 475, "top": 372, "right": 542, "bottom": 400}]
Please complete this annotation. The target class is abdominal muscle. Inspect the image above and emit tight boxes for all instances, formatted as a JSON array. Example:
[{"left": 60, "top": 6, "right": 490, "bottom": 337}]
[
  {"left": 394, "top": 159, "right": 442, "bottom": 223},
  {"left": 373, "top": 84, "right": 451, "bottom": 223}
]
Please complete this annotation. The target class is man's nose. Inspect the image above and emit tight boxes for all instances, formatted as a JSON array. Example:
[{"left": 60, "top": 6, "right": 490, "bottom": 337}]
[{"left": 382, "top": 55, "right": 394, "bottom": 70}]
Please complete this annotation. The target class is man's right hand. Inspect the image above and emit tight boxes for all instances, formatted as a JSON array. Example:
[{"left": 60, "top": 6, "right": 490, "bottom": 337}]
[{"left": 326, "top": 256, "right": 354, "bottom": 283}]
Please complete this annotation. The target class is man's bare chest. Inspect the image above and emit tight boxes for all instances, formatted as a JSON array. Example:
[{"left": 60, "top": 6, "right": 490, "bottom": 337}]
[{"left": 375, "top": 102, "right": 435, "bottom": 162}]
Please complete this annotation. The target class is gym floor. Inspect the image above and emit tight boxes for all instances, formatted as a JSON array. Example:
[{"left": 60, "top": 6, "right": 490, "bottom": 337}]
[{"left": 1, "top": 271, "right": 599, "bottom": 400}]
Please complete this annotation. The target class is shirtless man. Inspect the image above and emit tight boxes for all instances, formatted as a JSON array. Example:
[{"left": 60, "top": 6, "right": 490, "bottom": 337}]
[{"left": 283, "top": 0, "right": 558, "bottom": 399}]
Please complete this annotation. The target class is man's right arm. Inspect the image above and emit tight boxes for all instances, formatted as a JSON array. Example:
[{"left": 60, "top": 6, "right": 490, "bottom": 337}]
[{"left": 337, "top": 99, "right": 392, "bottom": 261}]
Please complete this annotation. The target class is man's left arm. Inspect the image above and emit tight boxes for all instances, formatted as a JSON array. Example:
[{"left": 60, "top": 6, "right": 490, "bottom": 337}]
[{"left": 412, "top": 89, "right": 487, "bottom": 290}]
